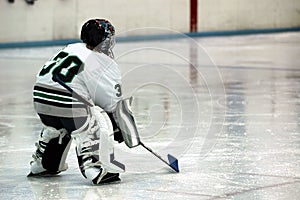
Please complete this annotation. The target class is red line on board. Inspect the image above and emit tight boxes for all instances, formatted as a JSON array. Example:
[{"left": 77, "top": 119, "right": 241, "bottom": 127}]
[{"left": 190, "top": 0, "right": 198, "bottom": 32}]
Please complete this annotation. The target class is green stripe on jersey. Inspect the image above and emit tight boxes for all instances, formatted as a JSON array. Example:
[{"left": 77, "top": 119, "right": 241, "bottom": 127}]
[{"left": 33, "top": 91, "right": 77, "bottom": 102}]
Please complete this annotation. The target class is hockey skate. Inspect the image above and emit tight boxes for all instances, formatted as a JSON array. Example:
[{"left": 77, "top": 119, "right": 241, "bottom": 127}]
[
  {"left": 76, "top": 146, "right": 120, "bottom": 184},
  {"left": 27, "top": 159, "right": 68, "bottom": 177},
  {"left": 93, "top": 170, "right": 120, "bottom": 184}
]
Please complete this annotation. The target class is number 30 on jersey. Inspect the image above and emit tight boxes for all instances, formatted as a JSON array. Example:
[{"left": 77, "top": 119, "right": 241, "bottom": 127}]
[
  {"left": 39, "top": 51, "right": 123, "bottom": 98},
  {"left": 39, "top": 51, "right": 83, "bottom": 83}
]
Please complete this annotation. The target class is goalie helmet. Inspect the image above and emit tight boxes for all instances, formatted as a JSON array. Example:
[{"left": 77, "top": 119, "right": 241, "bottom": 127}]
[{"left": 80, "top": 19, "right": 116, "bottom": 58}]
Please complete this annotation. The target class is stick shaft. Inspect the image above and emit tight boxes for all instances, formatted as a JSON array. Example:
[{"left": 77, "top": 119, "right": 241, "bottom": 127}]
[
  {"left": 139, "top": 142, "right": 175, "bottom": 169},
  {"left": 53, "top": 75, "right": 93, "bottom": 107}
]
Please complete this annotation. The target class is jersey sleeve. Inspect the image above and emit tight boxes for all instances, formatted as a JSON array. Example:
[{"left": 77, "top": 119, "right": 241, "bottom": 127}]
[{"left": 82, "top": 55, "right": 122, "bottom": 112}]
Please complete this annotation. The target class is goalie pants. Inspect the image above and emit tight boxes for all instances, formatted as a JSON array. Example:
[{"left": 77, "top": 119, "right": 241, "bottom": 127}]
[{"left": 38, "top": 114, "right": 87, "bottom": 133}]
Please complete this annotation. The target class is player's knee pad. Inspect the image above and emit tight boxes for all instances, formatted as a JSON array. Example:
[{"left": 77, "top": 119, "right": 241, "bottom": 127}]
[{"left": 30, "top": 126, "right": 72, "bottom": 174}]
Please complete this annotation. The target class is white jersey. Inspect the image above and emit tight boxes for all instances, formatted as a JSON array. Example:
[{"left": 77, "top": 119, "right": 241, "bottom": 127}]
[{"left": 33, "top": 43, "right": 122, "bottom": 117}]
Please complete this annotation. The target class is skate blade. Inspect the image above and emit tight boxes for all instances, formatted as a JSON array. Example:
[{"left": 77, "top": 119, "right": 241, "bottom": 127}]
[{"left": 27, "top": 171, "right": 61, "bottom": 177}]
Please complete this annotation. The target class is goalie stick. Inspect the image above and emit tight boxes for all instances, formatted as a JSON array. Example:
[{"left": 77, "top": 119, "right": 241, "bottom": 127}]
[
  {"left": 52, "top": 74, "right": 179, "bottom": 173},
  {"left": 140, "top": 142, "right": 179, "bottom": 172}
]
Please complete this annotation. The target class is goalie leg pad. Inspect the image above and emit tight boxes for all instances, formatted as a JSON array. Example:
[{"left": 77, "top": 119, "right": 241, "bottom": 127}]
[
  {"left": 114, "top": 97, "right": 140, "bottom": 148},
  {"left": 30, "top": 126, "right": 72, "bottom": 175},
  {"left": 72, "top": 106, "right": 123, "bottom": 183}
]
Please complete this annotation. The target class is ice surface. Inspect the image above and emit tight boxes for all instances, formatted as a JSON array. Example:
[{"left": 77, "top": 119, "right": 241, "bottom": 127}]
[{"left": 0, "top": 32, "right": 300, "bottom": 199}]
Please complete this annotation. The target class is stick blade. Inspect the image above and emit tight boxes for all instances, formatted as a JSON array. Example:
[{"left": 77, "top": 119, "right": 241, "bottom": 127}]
[{"left": 167, "top": 154, "right": 179, "bottom": 173}]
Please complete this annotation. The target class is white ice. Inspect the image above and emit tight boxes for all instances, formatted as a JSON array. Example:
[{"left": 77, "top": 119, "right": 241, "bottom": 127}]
[{"left": 0, "top": 32, "right": 300, "bottom": 199}]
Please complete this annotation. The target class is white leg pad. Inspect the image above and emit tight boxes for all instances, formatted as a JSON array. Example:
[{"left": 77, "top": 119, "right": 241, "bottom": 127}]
[
  {"left": 72, "top": 106, "right": 124, "bottom": 175},
  {"left": 93, "top": 106, "right": 124, "bottom": 173}
]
